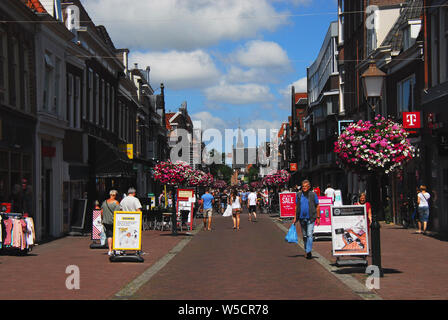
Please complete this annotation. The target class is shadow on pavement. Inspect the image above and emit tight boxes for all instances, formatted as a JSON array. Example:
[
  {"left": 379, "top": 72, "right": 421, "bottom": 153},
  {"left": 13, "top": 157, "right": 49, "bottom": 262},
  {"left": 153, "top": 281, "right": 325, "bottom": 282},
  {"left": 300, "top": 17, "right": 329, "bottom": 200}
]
[
  {"left": 331, "top": 266, "right": 402, "bottom": 275},
  {"left": 159, "top": 233, "right": 194, "bottom": 237}
]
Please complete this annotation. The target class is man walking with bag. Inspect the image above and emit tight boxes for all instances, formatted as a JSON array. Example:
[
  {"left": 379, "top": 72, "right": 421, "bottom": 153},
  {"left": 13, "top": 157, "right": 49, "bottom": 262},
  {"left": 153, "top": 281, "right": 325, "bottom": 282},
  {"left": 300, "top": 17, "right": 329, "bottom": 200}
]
[{"left": 292, "top": 180, "right": 320, "bottom": 259}]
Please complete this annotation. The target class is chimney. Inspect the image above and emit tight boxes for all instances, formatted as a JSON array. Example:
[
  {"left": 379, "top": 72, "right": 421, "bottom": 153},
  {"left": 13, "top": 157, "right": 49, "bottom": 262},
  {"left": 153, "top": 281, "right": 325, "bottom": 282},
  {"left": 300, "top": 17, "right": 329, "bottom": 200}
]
[{"left": 146, "top": 66, "right": 150, "bottom": 84}]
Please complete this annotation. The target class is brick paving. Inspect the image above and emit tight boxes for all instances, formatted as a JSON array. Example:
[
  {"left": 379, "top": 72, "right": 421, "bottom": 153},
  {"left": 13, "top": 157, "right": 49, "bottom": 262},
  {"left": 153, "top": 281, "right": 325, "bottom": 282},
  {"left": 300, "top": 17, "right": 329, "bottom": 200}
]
[
  {"left": 311, "top": 222, "right": 448, "bottom": 300},
  {"left": 2, "top": 211, "right": 446, "bottom": 300},
  {"left": 128, "top": 212, "right": 360, "bottom": 300},
  {"left": 0, "top": 228, "right": 185, "bottom": 300}
]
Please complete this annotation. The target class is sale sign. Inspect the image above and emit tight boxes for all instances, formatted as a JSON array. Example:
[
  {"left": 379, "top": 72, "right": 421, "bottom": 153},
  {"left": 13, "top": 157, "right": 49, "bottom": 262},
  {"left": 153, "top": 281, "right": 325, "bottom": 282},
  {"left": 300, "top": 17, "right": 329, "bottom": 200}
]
[{"left": 279, "top": 192, "right": 297, "bottom": 218}]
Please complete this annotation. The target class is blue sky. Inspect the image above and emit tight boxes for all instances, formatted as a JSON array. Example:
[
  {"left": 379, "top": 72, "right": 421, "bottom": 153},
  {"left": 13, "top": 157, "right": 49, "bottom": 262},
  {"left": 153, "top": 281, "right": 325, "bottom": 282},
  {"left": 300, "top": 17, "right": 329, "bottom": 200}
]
[{"left": 81, "top": 0, "right": 338, "bottom": 154}]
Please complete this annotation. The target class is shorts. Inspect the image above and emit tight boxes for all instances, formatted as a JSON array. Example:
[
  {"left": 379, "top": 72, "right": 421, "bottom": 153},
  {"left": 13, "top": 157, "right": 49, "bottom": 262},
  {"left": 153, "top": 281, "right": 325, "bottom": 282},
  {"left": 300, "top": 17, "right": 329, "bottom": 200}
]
[
  {"left": 232, "top": 208, "right": 241, "bottom": 215},
  {"left": 249, "top": 205, "right": 257, "bottom": 213},
  {"left": 204, "top": 208, "right": 213, "bottom": 218},
  {"left": 103, "top": 223, "right": 113, "bottom": 238},
  {"left": 418, "top": 207, "right": 429, "bottom": 222}
]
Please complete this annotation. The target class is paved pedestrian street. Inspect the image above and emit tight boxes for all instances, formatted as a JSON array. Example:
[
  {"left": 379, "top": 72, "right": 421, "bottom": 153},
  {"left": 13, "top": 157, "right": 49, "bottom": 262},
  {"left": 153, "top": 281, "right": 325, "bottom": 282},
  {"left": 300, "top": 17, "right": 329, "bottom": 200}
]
[{"left": 2, "top": 211, "right": 448, "bottom": 301}]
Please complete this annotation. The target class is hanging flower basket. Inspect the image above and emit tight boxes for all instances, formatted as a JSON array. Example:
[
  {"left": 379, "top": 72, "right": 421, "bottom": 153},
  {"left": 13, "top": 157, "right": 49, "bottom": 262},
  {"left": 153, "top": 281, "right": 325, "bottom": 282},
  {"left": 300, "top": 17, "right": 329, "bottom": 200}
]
[{"left": 334, "top": 115, "right": 416, "bottom": 175}]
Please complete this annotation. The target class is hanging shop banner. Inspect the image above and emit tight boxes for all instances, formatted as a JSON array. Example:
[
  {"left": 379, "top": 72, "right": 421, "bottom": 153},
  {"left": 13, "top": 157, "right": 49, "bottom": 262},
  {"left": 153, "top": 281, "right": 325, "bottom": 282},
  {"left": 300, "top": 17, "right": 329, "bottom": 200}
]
[
  {"left": 313, "top": 197, "right": 333, "bottom": 234},
  {"left": 176, "top": 188, "right": 195, "bottom": 231},
  {"left": 279, "top": 192, "right": 297, "bottom": 218},
  {"left": 112, "top": 211, "right": 142, "bottom": 251},
  {"left": 334, "top": 190, "right": 343, "bottom": 206},
  {"left": 91, "top": 210, "right": 103, "bottom": 240},
  {"left": 330, "top": 205, "right": 369, "bottom": 256}
]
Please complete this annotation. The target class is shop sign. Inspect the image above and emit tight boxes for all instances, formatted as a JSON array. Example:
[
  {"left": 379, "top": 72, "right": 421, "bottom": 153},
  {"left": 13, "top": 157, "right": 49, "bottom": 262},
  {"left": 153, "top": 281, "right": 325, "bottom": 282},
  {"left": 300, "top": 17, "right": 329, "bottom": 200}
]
[
  {"left": 289, "top": 163, "right": 297, "bottom": 171},
  {"left": 42, "top": 146, "right": 56, "bottom": 158},
  {"left": 338, "top": 120, "right": 354, "bottom": 136},
  {"left": 403, "top": 112, "right": 421, "bottom": 129},
  {"left": 176, "top": 188, "right": 195, "bottom": 231}
]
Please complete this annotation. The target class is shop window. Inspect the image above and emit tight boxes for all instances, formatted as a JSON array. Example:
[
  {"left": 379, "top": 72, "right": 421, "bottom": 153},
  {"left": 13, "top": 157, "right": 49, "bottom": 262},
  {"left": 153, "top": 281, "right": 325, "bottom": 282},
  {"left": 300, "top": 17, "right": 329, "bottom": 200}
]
[{"left": 397, "top": 75, "right": 415, "bottom": 114}]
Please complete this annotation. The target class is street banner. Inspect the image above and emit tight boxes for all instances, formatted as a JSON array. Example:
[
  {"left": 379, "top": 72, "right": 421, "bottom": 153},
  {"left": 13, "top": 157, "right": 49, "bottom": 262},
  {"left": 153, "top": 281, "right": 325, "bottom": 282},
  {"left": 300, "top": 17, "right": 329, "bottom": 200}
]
[
  {"left": 176, "top": 188, "right": 195, "bottom": 231},
  {"left": 279, "top": 192, "right": 296, "bottom": 218},
  {"left": 91, "top": 210, "right": 103, "bottom": 240},
  {"left": 313, "top": 197, "right": 333, "bottom": 235},
  {"left": 334, "top": 190, "right": 343, "bottom": 206},
  {"left": 112, "top": 211, "right": 142, "bottom": 251},
  {"left": 330, "top": 205, "right": 369, "bottom": 256}
]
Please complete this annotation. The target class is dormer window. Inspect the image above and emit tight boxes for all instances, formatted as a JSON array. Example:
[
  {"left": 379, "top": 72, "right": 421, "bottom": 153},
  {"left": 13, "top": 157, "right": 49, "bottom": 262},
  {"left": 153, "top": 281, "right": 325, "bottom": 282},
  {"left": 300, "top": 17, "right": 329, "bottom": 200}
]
[{"left": 402, "top": 19, "right": 421, "bottom": 51}]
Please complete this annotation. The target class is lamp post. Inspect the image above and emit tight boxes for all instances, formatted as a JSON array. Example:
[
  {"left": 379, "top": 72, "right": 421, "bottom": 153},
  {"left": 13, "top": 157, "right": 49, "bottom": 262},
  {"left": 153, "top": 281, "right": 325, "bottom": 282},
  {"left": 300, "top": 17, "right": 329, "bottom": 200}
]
[{"left": 361, "top": 60, "right": 386, "bottom": 277}]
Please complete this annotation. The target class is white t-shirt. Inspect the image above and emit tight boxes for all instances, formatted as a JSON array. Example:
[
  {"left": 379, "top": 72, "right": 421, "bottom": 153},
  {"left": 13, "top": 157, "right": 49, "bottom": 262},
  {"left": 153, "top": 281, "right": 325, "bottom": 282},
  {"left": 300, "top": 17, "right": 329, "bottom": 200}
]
[
  {"left": 418, "top": 192, "right": 430, "bottom": 208},
  {"left": 120, "top": 196, "right": 142, "bottom": 212},
  {"left": 248, "top": 192, "right": 257, "bottom": 206},
  {"left": 231, "top": 196, "right": 241, "bottom": 209},
  {"left": 324, "top": 187, "right": 335, "bottom": 200}
]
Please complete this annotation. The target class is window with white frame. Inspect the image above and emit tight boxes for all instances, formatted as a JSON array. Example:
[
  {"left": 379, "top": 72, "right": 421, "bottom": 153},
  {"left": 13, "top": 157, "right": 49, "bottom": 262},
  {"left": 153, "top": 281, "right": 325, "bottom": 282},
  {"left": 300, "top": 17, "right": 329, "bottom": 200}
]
[
  {"left": 23, "top": 47, "right": 30, "bottom": 112},
  {"left": 43, "top": 52, "right": 54, "bottom": 111},
  {"left": 9, "top": 37, "right": 20, "bottom": 108},
  {"left": 0, "top": 29, "right": 7, "bottom": 104},
  {"left": 106, "top": 83, "right": 110, "bottom": 130},
  {"left": 54, "top": 57, "right": 61, "bottom": 115},
  {"left": 75, "top": 76, "right": 80, "bottom": 128},
  {"left": 95, "top": 73, "right": 99, "bottom": 125},
  {"left": 67, "top": 73, "right": 73, "bottom": 125},
  {"left": 397, "top": 75, "right": 415, "bottom": 114}
]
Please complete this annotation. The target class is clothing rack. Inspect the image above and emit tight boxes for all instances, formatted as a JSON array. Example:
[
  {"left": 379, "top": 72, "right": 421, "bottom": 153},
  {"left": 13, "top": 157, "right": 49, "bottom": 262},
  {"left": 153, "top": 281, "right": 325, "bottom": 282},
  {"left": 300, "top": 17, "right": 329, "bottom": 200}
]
[{"left": 0, "top": 212, "right": 35, "bottom": 255}]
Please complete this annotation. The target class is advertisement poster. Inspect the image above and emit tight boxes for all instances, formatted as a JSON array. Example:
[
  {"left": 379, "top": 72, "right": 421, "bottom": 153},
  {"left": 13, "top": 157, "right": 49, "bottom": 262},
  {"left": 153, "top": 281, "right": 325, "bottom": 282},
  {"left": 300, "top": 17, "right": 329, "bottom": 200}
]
[
  {"left": 91, "top": 210, "right": 103, "bottom": 240},
  {"left": 112, "top": 211, "right": 142, "bottom": 251},
  {"left": 313, "top": 197, "right": 333, "bottom": 235},
  {"left": 331, "top": 206, "right": 369, "bottom": 256},
  {"left": 176, "top": 189, "right": 195, "bottom": 231},
  {"left": 279, "top": 192, "right": 296, "bottom": 218}
]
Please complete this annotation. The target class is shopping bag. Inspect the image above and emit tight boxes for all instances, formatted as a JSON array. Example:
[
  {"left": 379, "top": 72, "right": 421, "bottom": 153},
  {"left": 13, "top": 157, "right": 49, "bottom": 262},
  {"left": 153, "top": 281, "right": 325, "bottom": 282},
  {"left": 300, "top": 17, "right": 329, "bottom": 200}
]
[
  {"left": 285, "top": 224, "right": 298, "bottom": 243},
  {"left": 222, "top": 205, "right": 232, "bottom": 217},
  {"left": 100, "top": 229, "right": 106, "bottom": 246}
]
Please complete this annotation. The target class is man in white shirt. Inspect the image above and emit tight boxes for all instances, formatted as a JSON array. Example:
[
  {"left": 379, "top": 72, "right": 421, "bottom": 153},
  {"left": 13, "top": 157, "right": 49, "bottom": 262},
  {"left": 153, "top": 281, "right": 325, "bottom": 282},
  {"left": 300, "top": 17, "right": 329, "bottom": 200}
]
[
  {"left": 120, "top": 187, "right": 142, "bottom": 212},
  {"left": 324, "top": 184, "right": 335, "bottom": 202},
  {"left": 247, "top": 189, "right": 258, "bottom": 222}
]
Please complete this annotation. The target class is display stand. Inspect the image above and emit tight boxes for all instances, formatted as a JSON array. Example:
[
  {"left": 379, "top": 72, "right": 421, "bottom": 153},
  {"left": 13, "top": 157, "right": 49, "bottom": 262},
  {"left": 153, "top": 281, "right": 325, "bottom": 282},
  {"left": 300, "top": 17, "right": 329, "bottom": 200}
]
[
  {"left": 90, "top": 209, "right": 106, "bottom": 249},
  {"left": 68, "top": 199, "right": 88, "bottom": 236},
  {"left": 109, "top": 211, "right": 144, "bottom": 263}
]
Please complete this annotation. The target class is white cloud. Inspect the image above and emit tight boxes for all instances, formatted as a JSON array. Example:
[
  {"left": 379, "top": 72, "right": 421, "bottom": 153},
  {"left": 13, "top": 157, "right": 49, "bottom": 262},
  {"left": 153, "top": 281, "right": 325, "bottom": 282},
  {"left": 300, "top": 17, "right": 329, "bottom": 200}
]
[
  {"left": 279, "top": 76, "right": 307, "bottom": 97},
  {"left": 191, "top": 111, "right": 227, "bottom": 131},
  {"left": 80, "top": 0, "right": 290, "bottom": 51},
  {"left": 204, "top": 82, "right": 274, "bottom": 105},
  {"left": 232, "top": 40, "right": 291, "bottom": 70},
  {"left": 130, "top": 50, "right": 220, "bottom": 90}
]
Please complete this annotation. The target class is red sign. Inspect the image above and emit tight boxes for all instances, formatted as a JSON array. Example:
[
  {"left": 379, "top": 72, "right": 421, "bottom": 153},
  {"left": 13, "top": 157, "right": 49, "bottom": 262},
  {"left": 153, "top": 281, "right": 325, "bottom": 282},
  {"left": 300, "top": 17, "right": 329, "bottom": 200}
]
[
  {"left": 403, "top": 112, "right": 421, "bottom": 129},
  {"left": 42, "top": 146, "right": 56, "bottom": 157},
  {"left": 279, "top": 192, "right": 296, "bottom": 218},
  {"left": 1, "top": 202, "right": 11, "bottom": 213},
  {"left": 290, "top": 163, "right": 297, "bottom": 171}
]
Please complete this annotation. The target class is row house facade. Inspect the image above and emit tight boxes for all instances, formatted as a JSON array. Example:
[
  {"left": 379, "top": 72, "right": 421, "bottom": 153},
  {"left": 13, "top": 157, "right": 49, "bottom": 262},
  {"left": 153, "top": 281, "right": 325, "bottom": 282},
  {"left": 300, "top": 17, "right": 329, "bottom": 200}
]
[
  {"left": 0, "top": 0, "right": 168, "bottom": 241},
  {"left": 335, "top": 0, "right": 448, "bottom": 232}
]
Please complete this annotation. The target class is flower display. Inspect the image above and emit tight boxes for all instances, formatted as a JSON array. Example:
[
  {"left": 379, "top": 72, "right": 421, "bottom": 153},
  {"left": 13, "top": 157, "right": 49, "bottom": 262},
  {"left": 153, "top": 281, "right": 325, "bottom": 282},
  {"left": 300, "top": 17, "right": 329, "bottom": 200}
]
[
  {"left": 262, "top": 170, "right": 290, "bottom": 186},
  {"left": 153, "top": 160, "right": 191, "bottom": 185},
  {"left": 334, "top": 115, "right": 416, "bottom": 175},
  {"left": 250, "top": 181, "right": 263, "bottom": 189},
  {"left": 213, "top": 180, "right": 228, "bottom": 189}
]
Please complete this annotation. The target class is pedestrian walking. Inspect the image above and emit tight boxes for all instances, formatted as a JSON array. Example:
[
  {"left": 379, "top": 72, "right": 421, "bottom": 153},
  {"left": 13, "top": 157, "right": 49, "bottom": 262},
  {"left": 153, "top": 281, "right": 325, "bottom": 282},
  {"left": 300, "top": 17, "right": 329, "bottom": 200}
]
[
  {"left": 230, "top": 189, "right": 242, "bottom": 230},
  {"left": 417, "top": 185, "right": 431, "bottom": 234},
  {"left": 101, "top": 190, "right": 121, "bottom": 256},
  {"left": 324, "top": 183, "right": 336, "bottom": 201},
  {"left": 313, "top": 185, "right": 321, "bottom": 196},
  {"left": 220, "top": 189, "right": 229, "bottom": 214},
  {"left": 247, "top": 188, "right": 258, "bottom": 222},
  {"left": 200, "top": 188, "right": 214, "bottom": 231},
  {"left": 293, "top": 180, "right": 320, "bottom": 259},
  {"left": 354, "top": 192, "right": 372, "bottom": 230},
  {"left": 120, "top": 187, "right": 142, "bottom": 212}
]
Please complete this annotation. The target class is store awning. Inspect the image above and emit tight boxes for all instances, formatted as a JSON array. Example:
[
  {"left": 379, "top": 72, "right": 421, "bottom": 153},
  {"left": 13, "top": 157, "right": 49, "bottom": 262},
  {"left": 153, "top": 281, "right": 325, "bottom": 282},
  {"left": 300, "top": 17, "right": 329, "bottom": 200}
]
[{"left": 93, "top": 138, "right": 135, "bottom": 178}]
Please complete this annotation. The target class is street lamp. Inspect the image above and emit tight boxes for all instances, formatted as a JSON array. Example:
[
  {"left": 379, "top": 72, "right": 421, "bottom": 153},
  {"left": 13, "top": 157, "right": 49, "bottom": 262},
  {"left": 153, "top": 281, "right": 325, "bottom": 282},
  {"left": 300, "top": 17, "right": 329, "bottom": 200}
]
[{"left": 361, "top": 60, "right": 386, "bottom": 277}]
